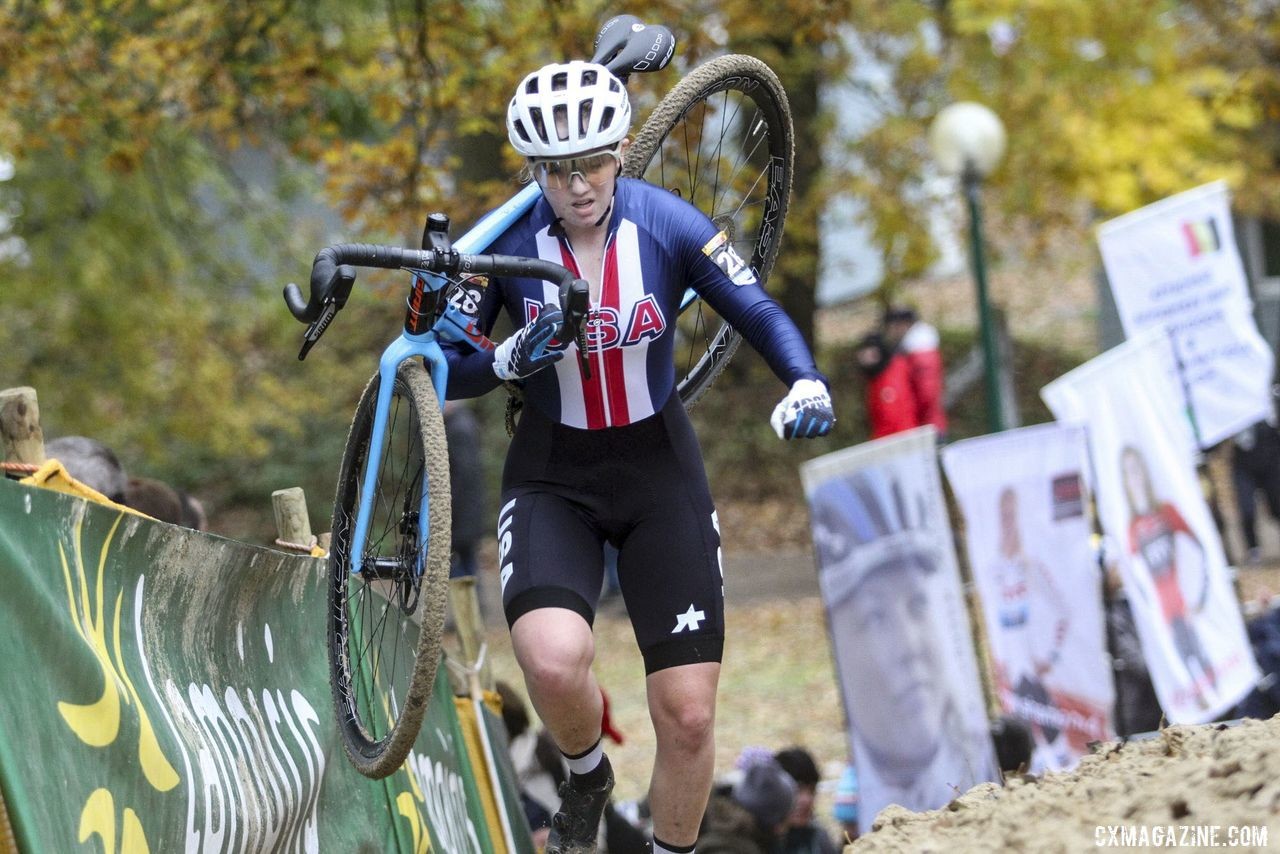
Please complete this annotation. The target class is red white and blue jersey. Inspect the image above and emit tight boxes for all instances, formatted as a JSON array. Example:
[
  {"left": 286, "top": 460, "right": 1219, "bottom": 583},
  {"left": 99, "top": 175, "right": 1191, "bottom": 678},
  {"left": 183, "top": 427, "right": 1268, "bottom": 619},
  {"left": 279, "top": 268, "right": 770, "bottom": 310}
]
[{"left": 444, "top": 177, "right": 823, "bottom": 429}]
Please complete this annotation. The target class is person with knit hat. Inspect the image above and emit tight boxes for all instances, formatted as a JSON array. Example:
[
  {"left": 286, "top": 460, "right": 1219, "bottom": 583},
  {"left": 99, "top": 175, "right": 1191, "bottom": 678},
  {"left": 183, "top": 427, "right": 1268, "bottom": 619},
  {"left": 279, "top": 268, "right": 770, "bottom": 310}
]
[
  {"left": 697, "top": 752, "right": 796, "bottom": 854},
  {"left": 773, "top": 747, "right": 838, "bottom": 854}
]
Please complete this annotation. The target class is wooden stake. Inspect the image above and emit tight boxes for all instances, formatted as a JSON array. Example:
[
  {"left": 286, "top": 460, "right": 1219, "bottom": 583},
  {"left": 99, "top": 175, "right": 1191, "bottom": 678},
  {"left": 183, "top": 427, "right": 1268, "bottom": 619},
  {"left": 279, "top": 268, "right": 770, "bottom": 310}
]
[
  {"left": 449, "top": 576, "right": 492, "bottom": 689},
  {"left": 271, "top": 487, "right": 314, "bottom": 548},
  {"left": 0, "top": 387, "right": 45, "bottom": 470}
]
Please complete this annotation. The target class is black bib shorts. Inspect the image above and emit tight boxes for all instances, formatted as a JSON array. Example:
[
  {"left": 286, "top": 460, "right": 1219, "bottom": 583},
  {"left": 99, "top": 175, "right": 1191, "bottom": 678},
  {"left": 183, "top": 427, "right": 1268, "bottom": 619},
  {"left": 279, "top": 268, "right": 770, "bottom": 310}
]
[{"left": 496, "top": 393, "right": 725, "bottom": 674}]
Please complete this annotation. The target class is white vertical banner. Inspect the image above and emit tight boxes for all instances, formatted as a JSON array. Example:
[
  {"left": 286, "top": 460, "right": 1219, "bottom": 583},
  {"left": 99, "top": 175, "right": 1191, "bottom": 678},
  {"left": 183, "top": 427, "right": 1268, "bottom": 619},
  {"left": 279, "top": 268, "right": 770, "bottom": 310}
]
[
  {"left": 1043, "top": 332, "right": 1260, "bottom": 723},
  {"left": 1097, "top": 180, "right": 1274, "bottom": 445},
  {"left": 801, "top": 427, "right": 998, "bottom": 832},
  {"left": 941, "top": 424, "right": 1114, "bottom": 772}
]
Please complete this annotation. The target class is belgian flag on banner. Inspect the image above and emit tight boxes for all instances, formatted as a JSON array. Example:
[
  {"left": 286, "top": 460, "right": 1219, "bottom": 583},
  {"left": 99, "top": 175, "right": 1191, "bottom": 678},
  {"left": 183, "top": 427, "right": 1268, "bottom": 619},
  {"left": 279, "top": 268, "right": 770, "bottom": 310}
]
[{"left": 1181, "top": 217, "right": 1221, "bottom": 257}]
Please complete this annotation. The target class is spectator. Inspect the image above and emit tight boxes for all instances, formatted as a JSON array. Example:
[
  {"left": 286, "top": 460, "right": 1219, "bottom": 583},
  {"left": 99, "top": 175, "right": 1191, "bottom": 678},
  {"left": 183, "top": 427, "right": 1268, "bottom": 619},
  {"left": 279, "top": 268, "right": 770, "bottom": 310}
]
[
  {"left": 773, "top": 747, "right": 838, "bottom": 854},
  {"left": 124, "top": 476, "right": 185, "bottom": 525},
  {"left": 1096, "top": 533, "right": 1164, "bottom": 736},
  {"left": 854, "top": 332, "right": 918, "bottom": 440},
  {"left": 1234, "top": 604, "right": 1280, "bottom": 719},
  {"left": 43, "top": 435, "right": 207, "bottom": 530},
  {"left": 44, "top": 436, "right": 128, "bottom": 504},
  {"left": 1231, "top": 418, "right": 1280, "bottom": 565},
  {"left": 178, "top": 490, "right": 208, "bottom": 531},
  {"left": 124, "top": 478, "right": 206, "bottom": 529},
  {"left": 989, "top": 715, "right": 1034, "bottom": 775},
  {"left": 882, "top": 306, "right": 947, "bottom": 440},
  {"left": 496, "top": 680, "right": 562, "bottom": 847},
  {"left": 698, "top": 754, "right": 796, "bottom": 854},
  {"left": 831, "top": 764, "right": 859, "bottom": 844},
  {"left": 443, "top": 400, "right": 487, "bottom": 581},
  {"left": 1103, "top": 563, "right": 1165, "bottom": 737}
]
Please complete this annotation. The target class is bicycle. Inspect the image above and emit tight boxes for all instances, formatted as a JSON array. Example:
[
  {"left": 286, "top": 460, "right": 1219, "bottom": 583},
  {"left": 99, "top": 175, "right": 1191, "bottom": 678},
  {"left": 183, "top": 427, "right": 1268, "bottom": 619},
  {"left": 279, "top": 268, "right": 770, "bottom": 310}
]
[{"left": 283, "top": 16, "right": 795, "bottom": 780}]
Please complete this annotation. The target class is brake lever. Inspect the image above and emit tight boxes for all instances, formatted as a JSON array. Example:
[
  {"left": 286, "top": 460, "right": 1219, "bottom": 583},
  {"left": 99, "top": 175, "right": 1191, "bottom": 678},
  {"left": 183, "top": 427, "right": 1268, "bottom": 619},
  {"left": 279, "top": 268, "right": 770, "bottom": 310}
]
[
  {"left": 295, "top": 265, "right": 357, "bottom": 360},
  {"left": 297, "top": 301, "right": 338, "bottom": 361},
  {"left": 559, "top": 277, "right": 591, "bottom": 379}
]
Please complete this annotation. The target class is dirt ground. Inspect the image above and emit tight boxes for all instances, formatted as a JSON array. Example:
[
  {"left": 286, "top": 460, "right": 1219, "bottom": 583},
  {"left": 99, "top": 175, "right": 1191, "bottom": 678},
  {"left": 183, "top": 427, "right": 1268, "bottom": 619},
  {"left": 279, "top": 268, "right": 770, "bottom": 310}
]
[{"left": 855, "top": 717, "right": 1280, "bottom": 852}]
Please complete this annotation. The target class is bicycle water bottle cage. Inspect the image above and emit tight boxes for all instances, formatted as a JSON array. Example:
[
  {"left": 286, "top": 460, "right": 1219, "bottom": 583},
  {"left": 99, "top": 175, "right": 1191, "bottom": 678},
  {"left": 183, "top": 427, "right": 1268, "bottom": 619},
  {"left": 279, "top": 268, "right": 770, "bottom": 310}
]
[
  {"left": 591, "top": 16, "right": 676, "bottom": 80},
  {"left": 559, "top": 277, "right": 592, "bottom": 378}
]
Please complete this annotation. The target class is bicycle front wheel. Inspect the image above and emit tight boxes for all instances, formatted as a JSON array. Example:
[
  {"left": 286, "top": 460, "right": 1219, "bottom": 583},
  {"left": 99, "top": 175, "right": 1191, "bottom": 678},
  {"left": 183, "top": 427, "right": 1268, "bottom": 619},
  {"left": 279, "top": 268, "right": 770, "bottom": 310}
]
[
  {"left": 328, "top": 359, "right": 451, "bottom": 779},
  {"left": 624, "top": 54, "right": 794, "bottom": 408}
]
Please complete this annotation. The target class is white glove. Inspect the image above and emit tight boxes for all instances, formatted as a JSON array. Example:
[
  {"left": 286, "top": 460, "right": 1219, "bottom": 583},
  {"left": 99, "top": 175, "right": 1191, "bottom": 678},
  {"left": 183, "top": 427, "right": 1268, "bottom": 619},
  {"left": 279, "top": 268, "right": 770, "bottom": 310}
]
[
  {"left": 493, "top": 307, "right": 565, "bottom": 381},
  {"left": 771, "top": 378, "right": 835, "bottom": 440}
]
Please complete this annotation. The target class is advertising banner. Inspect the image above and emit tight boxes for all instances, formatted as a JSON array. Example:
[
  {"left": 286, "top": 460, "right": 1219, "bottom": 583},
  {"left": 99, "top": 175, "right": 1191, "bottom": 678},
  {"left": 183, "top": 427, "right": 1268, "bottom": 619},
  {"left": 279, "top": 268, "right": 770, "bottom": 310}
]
[
  {"left": 801, "top": 427, "right": 998, "bottom": 832},
  {"left": 1043, "top": 333, "right": 1260, "bottom": 723},
  {"left": 0, "top": 477, "right": 529, "bottom": 853},
  {"left": 941, "top": 424, "right": 1114, "bottom": 772},
  {"left": 1097, "top": 180, "right": 1274, "bottom": 445}
]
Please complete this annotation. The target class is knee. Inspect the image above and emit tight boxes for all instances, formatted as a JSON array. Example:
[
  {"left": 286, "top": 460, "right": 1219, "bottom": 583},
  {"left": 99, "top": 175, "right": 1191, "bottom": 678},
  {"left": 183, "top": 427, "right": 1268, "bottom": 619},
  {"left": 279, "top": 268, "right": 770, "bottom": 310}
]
[
  {"left": 519, "top": 640, "right": 593, "bottom": 696},
  {"left": 654, "top": 697, "right": 715, "bottom": 750}
]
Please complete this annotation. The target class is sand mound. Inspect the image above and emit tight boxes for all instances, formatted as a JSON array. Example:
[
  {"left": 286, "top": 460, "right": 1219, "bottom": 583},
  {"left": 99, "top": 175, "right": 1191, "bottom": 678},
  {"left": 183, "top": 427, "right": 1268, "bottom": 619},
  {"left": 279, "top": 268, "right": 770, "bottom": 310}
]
[{"left": 853, "top": 715, "right": 1280, "bottom": 853}]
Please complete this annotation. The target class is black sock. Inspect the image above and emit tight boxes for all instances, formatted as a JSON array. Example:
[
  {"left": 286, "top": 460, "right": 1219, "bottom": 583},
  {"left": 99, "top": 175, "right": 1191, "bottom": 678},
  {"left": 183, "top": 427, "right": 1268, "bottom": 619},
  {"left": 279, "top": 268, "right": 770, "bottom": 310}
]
[{"left": 569, "top": 752, "right": 612, "bottom": 789}]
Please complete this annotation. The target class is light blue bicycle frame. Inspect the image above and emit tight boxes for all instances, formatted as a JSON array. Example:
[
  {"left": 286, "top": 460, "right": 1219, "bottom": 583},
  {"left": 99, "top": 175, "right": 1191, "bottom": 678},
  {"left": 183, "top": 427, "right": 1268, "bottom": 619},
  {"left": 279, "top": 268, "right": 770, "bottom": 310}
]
[{"left": 347, "top": 182, "right": 541, "bottom": 571}]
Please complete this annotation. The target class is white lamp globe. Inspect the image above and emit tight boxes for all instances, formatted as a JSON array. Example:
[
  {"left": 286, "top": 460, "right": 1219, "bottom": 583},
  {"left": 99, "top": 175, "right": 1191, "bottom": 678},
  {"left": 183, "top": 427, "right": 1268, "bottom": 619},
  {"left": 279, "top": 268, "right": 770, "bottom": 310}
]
[{"left": 929, "top": 102, "right": 1006, "bottom": 178}]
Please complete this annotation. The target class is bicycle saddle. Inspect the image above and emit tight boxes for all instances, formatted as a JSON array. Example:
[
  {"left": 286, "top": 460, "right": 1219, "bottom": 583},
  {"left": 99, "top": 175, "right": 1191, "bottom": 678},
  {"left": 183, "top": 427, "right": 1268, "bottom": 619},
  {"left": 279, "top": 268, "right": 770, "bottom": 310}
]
[{"left": 591, "top": 15, "right": 676, "bottom": 80}]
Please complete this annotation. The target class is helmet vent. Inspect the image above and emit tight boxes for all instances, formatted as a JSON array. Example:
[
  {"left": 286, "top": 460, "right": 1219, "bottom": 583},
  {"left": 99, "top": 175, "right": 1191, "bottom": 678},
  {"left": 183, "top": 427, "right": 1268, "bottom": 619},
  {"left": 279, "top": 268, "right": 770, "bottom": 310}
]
[
  {"left": 552, "top": 104, "right": 569, "bottom": 142},
  {"left": 528, "top": 107, "right": 548, "bottom": 144}
]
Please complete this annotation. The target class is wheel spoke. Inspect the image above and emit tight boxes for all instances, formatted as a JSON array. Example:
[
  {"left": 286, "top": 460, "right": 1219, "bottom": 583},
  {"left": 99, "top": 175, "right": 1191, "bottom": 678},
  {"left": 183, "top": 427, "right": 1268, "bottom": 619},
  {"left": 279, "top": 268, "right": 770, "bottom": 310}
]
[{"left": 625, "top": 58, "right": 792, "bottom": 408}]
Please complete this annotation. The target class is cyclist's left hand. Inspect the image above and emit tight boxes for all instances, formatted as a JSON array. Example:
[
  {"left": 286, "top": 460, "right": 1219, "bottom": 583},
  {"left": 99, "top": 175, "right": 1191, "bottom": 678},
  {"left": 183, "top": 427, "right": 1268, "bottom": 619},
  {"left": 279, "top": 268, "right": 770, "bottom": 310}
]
[{"left": 771, "top": 378, "right": 835, "bottom": 439}]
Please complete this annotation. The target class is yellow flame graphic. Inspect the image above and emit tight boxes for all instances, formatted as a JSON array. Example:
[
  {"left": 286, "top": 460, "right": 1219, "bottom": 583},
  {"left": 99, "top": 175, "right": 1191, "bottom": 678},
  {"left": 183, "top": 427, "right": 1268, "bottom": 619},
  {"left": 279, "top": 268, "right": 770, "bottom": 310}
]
[
  {"left": 56, "top": 511, "right": 178, "bottom": 791},
  {"left": 78, "top": 788, "right": 151, "bottom": 854},
  {"left": 396, "top": 791, "right": 431, "bottom": 854},
  {"left": 383, "top": 689, "right": 432, "bottom": 850}
]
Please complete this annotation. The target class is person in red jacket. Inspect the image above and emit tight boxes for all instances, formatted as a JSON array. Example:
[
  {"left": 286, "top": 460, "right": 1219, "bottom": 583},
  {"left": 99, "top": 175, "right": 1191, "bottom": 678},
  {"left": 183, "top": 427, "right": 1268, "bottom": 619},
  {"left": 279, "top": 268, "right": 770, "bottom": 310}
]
[
  {"left": 883, "top": 306, "right": 947, "bottom": 440},
  {"left": 854, "top": 332, "right": 918, "bottom": 439}
]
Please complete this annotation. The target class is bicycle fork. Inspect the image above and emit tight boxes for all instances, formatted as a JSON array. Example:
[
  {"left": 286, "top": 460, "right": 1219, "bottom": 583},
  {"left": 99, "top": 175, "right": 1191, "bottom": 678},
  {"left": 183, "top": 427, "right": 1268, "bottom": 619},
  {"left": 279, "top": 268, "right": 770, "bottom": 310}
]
[{"left": 348, "top": 334, "right": 449, "bottom": 579}]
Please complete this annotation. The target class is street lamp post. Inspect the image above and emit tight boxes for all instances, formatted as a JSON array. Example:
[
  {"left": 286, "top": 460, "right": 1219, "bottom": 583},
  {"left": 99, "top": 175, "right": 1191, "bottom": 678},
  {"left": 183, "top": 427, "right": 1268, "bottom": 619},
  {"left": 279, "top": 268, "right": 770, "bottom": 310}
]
[{"left": 929, "top": 102, "right": 1007, "bottom": 433}]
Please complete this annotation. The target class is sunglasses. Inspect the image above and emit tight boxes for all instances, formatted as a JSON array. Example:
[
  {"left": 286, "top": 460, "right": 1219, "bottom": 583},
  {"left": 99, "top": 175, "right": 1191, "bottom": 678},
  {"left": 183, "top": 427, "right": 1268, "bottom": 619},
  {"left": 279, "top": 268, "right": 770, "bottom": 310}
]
[{"left": 531, "top": 148, "right": 621, "bottom": 190}]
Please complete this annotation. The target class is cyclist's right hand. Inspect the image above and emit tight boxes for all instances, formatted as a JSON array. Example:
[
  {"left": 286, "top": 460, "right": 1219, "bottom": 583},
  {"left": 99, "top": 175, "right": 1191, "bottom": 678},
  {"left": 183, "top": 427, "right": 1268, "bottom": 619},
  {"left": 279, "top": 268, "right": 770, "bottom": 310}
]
[{"left": 493, "top": 306, "right": 566, "bottom": 381}]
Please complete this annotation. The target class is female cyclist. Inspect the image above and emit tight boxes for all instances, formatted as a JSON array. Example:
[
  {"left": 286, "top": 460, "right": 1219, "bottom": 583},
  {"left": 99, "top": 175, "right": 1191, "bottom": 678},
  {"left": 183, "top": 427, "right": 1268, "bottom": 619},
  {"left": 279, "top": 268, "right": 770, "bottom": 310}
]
[{"left": 444, "top": 60, "right": 834, "bottom": 854}]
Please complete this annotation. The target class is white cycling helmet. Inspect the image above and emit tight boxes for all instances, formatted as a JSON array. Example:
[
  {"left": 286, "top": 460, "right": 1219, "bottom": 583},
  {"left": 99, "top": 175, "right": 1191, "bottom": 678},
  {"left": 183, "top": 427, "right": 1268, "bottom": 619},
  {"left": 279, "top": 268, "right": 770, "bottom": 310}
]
[{"left": 507, "top": 61, "right": 631, "bottom": 158}]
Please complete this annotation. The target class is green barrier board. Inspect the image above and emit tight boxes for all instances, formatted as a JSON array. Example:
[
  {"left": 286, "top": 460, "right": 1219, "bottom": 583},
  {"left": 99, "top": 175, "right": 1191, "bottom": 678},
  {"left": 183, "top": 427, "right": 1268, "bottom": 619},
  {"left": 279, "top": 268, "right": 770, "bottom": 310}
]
[{"left": 0, "top": 478, "right": 530, "bottom": 853}]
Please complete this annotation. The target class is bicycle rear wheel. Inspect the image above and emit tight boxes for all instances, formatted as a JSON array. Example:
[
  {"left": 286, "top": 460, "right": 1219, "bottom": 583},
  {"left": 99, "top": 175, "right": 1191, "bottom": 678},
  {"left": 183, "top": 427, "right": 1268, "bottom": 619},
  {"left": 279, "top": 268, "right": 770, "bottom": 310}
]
[
  {"left": 624, "top": 54, "right": 794, "bottom": 408},
  {"left": 328, "top": 359, "right": 450, "bottom": 779}
]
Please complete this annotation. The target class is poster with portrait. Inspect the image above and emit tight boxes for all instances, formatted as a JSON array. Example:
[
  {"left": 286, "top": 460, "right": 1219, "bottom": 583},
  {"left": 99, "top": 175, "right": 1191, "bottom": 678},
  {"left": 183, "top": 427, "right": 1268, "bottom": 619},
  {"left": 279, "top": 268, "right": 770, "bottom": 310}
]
[
  {"left": 941, "top": 424, "right": 1114, "bottom": 772},
  {"left": 801, "top": 427, "right": 999, "bottom": 833},
  {"left": 1043, "top": 331, "right": 1259, "bottom": 724},
  {"left": 1097, "top": 180, "right": 1274, "bottom": 446}
]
